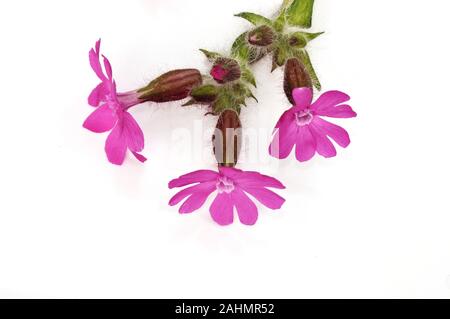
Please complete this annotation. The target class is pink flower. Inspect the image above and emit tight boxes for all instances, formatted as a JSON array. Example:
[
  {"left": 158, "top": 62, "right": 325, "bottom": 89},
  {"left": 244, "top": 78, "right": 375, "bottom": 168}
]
[
  {"left": 210, "top": 65, "right": 229, "bottom": 83},
  {"left": 84, "top": 39, "right": 147, "bottom": 165},
  {"left": 269, "top": 87, "right": 357, "bottom": 162},
  {"left": 168, "top": 167, "right": 286, "bottom": 226}
]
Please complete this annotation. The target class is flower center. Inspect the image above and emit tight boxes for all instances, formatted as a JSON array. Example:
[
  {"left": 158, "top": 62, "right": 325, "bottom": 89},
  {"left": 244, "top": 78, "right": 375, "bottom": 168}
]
[
  {"left": 105, "top": 94, "right": 120, "bottom": 111},
  {"left": 216, "top": 176, "right": 235, "bottom": 194},
  {"left": 295, "top": 110, "right": 313, "bottom": 126}
]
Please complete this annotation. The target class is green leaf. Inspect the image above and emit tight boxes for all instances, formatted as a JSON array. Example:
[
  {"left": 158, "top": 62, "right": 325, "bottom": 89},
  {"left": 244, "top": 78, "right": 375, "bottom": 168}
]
[
  {"left": 273, "top": 9, "right": 287, "bottom": 32},
  {"left": 286, "top": 0, "right": 315, "bottom": 28},
  {"left": 199, "top": 49, "right": 221, "bottom": 61},
  {"left": 281, "top": 0, "right": 294, "bottom": 11},
  {"left": 296, "top": 50, "right": 321, "bottom": 90},
  {"left": 303, "top": 31, "right": 324, "bottom": 42},
  {"left": 235, "top": 12, "right": 271, "bottom": 26}
]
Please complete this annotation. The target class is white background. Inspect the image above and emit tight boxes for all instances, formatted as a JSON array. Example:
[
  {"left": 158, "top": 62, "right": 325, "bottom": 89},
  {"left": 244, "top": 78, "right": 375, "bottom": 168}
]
[{"left": 0, "top": 0, "right": 449, "bottom": 298}]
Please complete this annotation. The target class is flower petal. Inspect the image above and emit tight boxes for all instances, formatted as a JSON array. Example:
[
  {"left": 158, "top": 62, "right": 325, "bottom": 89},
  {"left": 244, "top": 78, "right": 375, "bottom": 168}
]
[
  {"left": 83, "top": 104, "right": 117, "bottom": 133},
  {"left": 232, "top": 188, "right": 258, "bottom": 226},
  {"left": 292, "top": 87, "right": 313, "bottom": 111},
  {"left": 102, "top": 55, "right": 113, "bottom": 79},
  {"left": 210, "top": 193, "right": 234, "bottom": 226},
  {"left": 312, "top": 117, "right": 351, "bottom": 148},
  {"left": 169, "top": 170, "right": 219, "bottom": 189},
  {"left": 88, "top": 83, "right": 107, "bottom": 107},
  {"left": 311, "top": 90, "right": 350, "bottom": 113},
  {"left": 269, "top": 111, "right": 298, "bottom": 159},
  {"left": 234, "top": 171, "right": 285, "bottom": 190},
  {"left": 295, "top": 126, "right": 316, "bottom": 162},
  {"left": 274, "top": 109, "right": 294, "bottom": 130},
  {"left": 179, "top": 184, "right": 216, "bottom": 214},
  {"left": 169, "top": 182, "right": 216, "bottom": 206},
  {"left": 243, "top": 187, "right": 285, "bottom": 210},
  {"left": 315, "top": 104, "right": 357, "bottom": 119},
  {"left": 89, "top": 40, "right": 106, "bottom": 81},
  {"left": 105, "top": 122, "right": 127, "bottom": 165},
  {"left": 122, "top": 112, "right": 145, "bottom": 153},
  {"left": 131, "top": 152, "right": 147, "bottom": 163},
  {"left": 308, "top": 122, "right": 337, "bottom": 158}
]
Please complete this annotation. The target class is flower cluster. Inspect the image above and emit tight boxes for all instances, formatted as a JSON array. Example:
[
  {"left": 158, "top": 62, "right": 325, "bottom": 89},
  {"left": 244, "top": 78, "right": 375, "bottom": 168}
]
[{"left": 83, "top": 0, "right": 356, "bottom": 226}]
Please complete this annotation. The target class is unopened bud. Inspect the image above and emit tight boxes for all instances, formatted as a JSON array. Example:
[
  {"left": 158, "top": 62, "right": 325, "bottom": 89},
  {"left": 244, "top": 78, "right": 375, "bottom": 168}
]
[
  {"left": 288, "top": 31, "right": 324, "bottom": 48},
  {"left": 212, "top": 110, "right": 242, "bottom": 167},
  {"left": 138, "top": 69, "right": 202, "bottom": 103},
  {"left": 190, "top": 85, "right": 219, "bottom": 104},
  {"left": 210, "top": 58, "right": 241, "bottom": 84},
  {"left": 288, "top": 33, "right": 307, "bottom": 48},
  {"left": 284, "top": 58, "right": 312, "bottom": 104},
  {"left": 248, "top": 25, "right": 275, "bottom": 47}
]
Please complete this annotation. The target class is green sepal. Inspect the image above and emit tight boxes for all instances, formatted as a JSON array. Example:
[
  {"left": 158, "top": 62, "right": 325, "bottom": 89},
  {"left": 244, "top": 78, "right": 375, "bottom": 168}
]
[
  {"left": 210, "top": 82, "right": 257, "bottom": 115},
  {"left": 249, "top": 92, "right": 258, "bottom": 103},
  {"left": 271, "top": 45, "right": 288, "bottom": 72},
  {"left": 295, "top": 50, "right": 321, "bottom": 91},
  {"left": 235, "top": 12, "right": 271, "bottom": 26},
  {"left": 271, "top": 50, "right": 279, "bottom": 72},
  {"left": 182, "top": 99, "right": 198, "bottom": 107},
  {"left": 211, "top": 94, "right": 241, "bottom": 115},
  {"left": 286, "top": 0, "right": 315, "bottom": 28},
  {"left": 241, "top": 67, "right": 257, "bottom": 87},
  {"left": 199, "top": 49, "right": 221, "bottom": 62}
]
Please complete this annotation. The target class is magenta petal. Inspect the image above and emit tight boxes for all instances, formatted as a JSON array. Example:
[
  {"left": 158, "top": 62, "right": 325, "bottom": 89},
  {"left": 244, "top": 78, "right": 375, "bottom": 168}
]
[
  {"left": 232, "top": 189, "right": 258, "bottom": 226},
  {"left": 269, "top": 111, "right": 298, "bottom": 159},
  {"left": 292, "top": 87, "right": 313, "bottom": 111},
  {"left": 315, "top": 104, "right": 357, "bottom": 119},
  {"left": 274, "top": 109, "right": 294, "bottom": 130},
  {"left": 89, "top": 41, "right": 106, "bottom": 81},
  {"left": 169, "top": 170, "right": 219, "bottom": 189},
  {"left": 295, "top": 126, "right": 316, "bottom": 162},
  {"left": 311, "top": 90, "right": 350, "bottom": 112},
  {"left": 234, "top": 171, "right": 285, "bottom": 190},
  {"left": 132, "top": 152, "right": 147, "bottom": 163},
  {"left": 179, "top": 184, "right": 216, "bottom": 214},
  {"left": 88, "top": 83, "right": 107, "bottom": 107},
  {"left": 209, "top": 193, "right": 234, "bottom": 226},
  {"left": 243, "top": 187, "right": 285, "bottom": 210},
  {"left": 105, "top": 122, "right": 127, "bottom": 165},
  {"left": 83, "top": 104, "right": 117, "bottom": 133},
  {"left": 122, "top": 112, "right": 145, "bottom": 153},
  {"left": 169, "top": 182, "right": 215, "bottom": 206},
  {"left": 102, "top": 55, "right": 113, "bottom": 79},
  {"left": 309, "top": 123, "right": 337, "bottom": 158},
  {"left": 313, "top": 117, "right": 351, "bottom": 148}
]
